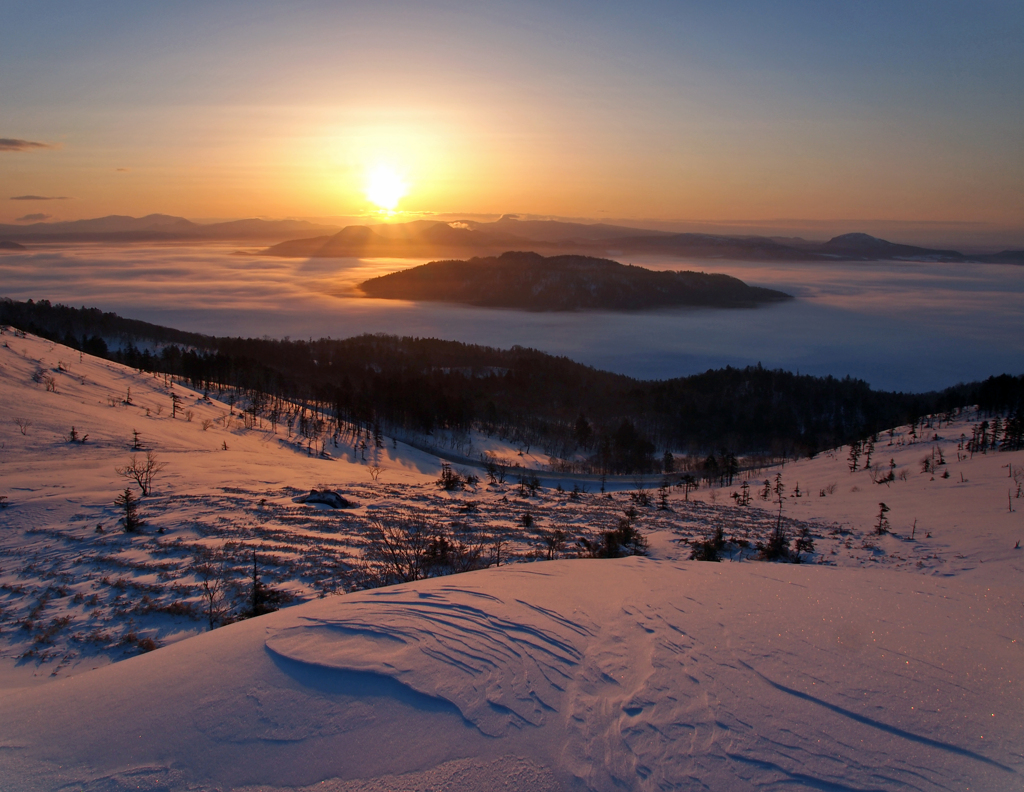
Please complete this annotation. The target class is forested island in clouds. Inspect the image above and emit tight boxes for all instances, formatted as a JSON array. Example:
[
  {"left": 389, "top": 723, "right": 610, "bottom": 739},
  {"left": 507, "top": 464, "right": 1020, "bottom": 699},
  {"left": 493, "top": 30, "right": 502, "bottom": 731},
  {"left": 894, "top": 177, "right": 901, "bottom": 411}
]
[{"left": 358, "top": 252, "right": 792, "bottom": 311}]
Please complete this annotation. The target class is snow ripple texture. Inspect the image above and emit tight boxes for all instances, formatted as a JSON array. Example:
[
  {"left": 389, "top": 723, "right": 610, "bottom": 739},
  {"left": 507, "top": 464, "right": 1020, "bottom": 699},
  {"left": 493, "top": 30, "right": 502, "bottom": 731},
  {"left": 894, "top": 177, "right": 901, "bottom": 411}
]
[
  {"left": 266, "top": 583, "right": 589, "bottom": 737},
  {"left": 264, "top": 561, "right": 1021, "bottom": 791}
]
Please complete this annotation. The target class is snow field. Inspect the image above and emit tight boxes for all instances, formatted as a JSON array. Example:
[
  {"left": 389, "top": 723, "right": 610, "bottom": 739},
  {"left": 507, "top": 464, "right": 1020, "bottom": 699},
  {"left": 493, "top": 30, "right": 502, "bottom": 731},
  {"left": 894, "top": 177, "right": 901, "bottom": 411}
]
[
  {"left": 0, "top": 561, "right": 1019, "bottom": 790},
  {"left": 0, "top": 328, "right": 1021, "bottom": 790}
]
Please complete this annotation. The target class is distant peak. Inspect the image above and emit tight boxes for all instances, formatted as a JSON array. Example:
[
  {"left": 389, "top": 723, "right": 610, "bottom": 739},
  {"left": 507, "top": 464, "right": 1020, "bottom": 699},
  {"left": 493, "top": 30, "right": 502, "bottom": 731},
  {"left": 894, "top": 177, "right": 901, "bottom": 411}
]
[{"left": 825, "top": 233, "right": 890, "bottom": 247}]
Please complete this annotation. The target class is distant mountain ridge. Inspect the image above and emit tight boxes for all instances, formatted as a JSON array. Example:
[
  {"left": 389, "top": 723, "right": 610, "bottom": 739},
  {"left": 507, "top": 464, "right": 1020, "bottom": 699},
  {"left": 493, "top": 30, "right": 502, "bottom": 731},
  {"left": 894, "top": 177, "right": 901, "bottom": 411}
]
[
  {"left": 261, "top": 220, "right": 1023, "bottom": 264},
  {"left": 0, "top": 213, "right": 1021, "bottom": 264},
  {"left": 817, "top": 232, "right": 964, "bottom": 261},
  {"left": 0, "top": 214, "right": 340, "bottom": 242},
  {"left": 358, "top": 251, "right": 793, "bottom": 311}
]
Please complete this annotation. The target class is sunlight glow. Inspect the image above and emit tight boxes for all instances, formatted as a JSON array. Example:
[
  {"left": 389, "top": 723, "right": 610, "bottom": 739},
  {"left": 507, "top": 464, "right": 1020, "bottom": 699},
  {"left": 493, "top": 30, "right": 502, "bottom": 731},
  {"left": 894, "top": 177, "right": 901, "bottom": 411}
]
[{"left": 365, "top": 165, "right": 407, "bottom": 213}]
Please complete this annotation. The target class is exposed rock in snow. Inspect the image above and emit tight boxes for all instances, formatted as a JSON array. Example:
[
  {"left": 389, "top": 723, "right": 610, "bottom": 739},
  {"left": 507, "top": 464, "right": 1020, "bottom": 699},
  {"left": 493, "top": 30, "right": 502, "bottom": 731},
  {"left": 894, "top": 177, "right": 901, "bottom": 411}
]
[{"left": 295, "top": 489, "right": 356, "bottom": 509}]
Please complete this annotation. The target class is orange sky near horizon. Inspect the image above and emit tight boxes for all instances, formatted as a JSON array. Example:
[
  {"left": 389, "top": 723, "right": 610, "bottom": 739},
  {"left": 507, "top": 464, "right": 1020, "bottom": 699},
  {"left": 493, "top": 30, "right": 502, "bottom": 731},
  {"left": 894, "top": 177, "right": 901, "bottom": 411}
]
[{"left": 1, "top": 2, "right": 1021, "bottom": 242}]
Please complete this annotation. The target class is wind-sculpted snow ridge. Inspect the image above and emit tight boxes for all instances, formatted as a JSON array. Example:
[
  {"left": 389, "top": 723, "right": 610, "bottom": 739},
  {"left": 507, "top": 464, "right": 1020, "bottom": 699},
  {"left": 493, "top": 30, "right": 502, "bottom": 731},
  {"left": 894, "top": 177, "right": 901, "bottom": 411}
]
[
  {"left": 1, "top": 329, "right": 1022, "bottom": 790},
  {"left": 0, "top": 561, "right": 1019, "bottom": 791},
  {"left": 267, "top": 583, "right": 590, "bottom": 737},
  {"left": 265, "top": 564, "right": 1022, "bottom": 792}
]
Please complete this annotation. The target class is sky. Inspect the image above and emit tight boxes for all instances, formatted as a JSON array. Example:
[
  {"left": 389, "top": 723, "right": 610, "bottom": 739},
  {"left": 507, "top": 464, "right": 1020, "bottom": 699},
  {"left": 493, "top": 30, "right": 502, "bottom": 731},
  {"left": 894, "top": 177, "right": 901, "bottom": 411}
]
[{"left": 1, "top": 1, "right": 1022, "bottom": 240}]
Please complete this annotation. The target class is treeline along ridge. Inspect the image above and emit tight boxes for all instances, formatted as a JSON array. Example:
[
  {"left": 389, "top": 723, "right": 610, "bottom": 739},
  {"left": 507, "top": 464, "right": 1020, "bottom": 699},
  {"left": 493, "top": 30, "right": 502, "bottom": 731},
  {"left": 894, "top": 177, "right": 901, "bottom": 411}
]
[{"left": 3, "top": 298, "right": 1022, "bottom": 474}]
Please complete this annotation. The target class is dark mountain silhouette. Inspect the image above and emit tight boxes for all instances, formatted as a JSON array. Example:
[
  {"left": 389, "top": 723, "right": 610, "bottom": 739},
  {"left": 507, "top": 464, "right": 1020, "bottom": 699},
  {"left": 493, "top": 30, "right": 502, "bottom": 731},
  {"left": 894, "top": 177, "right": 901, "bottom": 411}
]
[
  {"left": 458, "top": 217, "right": 676, "bottom": 243},
  {"left": 2, "top": 213, "right": 191, "bottom": 235},
  {"left": 188, "top": 218, "right": 339, "bottom": 240},
  {"left": 311, "top": 225, "right": 391, "bottom": 255},
  {"left": 359, "top": 251, "right": 792, "bottom": 311},
  {"left": 817, "top": 233, "right": 964, "bottom": 261},
  {"left": 973, "top": 249, "right": 1024, "bottom": 265},
  {"left": 264, "top": 219, "right": 1019, "bottom": 264},
  {"left": 0, "top": 213, "right": 1018, "bottom": 264},
  {"left": 262, "top": 220, "right": 528, "bottom": 258},
  {"left": 261, "top": 235, "right": 335, "bottom": 257},
  {"left": 0, "top": 240, "right": 27, "bottom": 250},
  {"left": 0, "top": 214, "right": 339, "bottom": 242},
  {"left": 609, "top": 233, "right": 814, "bottom": 260},
  {"left": 263, "top": 221, "right": 816, "bottom": 260}
]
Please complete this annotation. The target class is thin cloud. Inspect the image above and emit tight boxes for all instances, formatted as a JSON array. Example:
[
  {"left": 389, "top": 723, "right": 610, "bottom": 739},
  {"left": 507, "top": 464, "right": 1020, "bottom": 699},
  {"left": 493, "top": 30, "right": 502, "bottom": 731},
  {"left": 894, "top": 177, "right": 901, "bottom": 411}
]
[
  {"left": 16, "top": 213, "right": 52, "bottom": 222},
  {"left": 11, "top": 195, "right": 71, "bottom": 201},
  {"left": 0, "top": 138, "right": 56, "bottom": 152},
  {"left": 115, "top": 167, "right": 129, "bottom": 172}
]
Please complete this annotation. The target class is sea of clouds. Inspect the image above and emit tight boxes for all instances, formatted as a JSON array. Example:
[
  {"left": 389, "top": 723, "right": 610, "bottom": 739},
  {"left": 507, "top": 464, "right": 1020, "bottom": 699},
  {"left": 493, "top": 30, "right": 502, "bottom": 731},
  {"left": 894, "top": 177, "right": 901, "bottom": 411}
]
[{"left": 2, "top": 243, "right": 1021, "bottom": 392}]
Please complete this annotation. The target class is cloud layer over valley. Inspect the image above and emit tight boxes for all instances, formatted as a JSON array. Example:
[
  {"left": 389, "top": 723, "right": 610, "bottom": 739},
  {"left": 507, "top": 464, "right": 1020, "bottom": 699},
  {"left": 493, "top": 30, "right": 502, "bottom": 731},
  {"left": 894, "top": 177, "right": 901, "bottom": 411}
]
[{"left": 1, "top": 244, "right": 1021, "bottom": 391}]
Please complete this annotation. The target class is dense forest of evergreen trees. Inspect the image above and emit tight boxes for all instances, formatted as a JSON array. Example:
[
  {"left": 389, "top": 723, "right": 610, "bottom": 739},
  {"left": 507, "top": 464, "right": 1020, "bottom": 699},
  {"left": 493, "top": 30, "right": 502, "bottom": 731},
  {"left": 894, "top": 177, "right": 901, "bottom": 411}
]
[{"left": 4, "top": 298, "right": 1022, "bottom": 472}]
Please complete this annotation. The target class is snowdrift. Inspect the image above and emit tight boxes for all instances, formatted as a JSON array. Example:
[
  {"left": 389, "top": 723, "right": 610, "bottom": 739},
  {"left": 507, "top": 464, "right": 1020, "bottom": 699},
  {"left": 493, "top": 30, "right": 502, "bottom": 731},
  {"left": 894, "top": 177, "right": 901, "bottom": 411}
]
[
  {"left": 1, "top": 328, "right": 1022, "bottom": 791},
  {"left": 0, "top": 559, "right": 1019, "bottom": 791}
]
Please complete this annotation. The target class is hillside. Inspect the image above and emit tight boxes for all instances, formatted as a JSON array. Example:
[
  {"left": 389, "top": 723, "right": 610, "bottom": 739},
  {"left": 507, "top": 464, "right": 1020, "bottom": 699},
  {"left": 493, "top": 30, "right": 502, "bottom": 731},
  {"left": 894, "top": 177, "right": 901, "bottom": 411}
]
[
  {"left": 0, "top": 329, "right": 1021, "bottom": 790},
  {"left": 359, "top": 251, "right": 793, "bottom": 310},
  {"left": 2, "top": 562, "right": 1019, "bottom": 792},
  {"left": 4, "top": 298, "right": 1022, "bottom": 465}
]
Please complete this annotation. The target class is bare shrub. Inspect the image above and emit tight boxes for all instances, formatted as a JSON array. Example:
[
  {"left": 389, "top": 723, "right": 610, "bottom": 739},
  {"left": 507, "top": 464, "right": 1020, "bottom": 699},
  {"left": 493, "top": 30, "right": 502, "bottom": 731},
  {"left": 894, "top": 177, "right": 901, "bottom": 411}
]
[
  {"left": 358, "top": 518, "right": 488, "bottom": 588},
  {"left": 629, "top": 485, "right": 651, "bottom": 507},
  {"left": 192, "top": 552, "right": 232, "bottom": 630},
  {"left": 13, "top": 418, "right": 29, "bottom": 435},
  {"left": 542, "top": 528, "right": 567, "bottom": 559},
  {"left": 115, "top": 450, "right": 166, "bottom": 496},
  {"left": 359, "top": 519, "right": 432, "bottom": 586}
]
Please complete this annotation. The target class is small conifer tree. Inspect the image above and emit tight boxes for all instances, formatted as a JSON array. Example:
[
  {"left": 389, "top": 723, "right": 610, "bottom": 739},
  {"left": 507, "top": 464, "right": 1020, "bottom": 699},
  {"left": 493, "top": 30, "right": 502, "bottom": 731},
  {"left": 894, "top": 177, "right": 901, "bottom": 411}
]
[
  {"left": 114, "top": 487, "right": 144, "bottom": 532},
  {"left": 876, "top": 502, "right": 890, "bottom": 535}
]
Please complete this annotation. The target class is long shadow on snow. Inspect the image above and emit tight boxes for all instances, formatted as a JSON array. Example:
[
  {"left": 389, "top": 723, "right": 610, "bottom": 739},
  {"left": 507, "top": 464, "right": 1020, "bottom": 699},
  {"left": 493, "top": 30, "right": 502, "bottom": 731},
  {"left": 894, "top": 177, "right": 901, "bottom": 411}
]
[
  {"left": 265, "top": 646, "right": 483, "bottom": 732},
  {"left": 741, "top": 661, "right": 1015, "bottom": 773}
]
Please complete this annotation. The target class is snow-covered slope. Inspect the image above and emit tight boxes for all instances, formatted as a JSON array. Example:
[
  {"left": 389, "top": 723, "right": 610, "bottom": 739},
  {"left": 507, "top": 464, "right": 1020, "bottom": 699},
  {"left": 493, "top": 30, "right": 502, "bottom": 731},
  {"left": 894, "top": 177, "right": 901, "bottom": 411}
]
[
  {"left": 0, "top": 561, "right": 1019, "bottom": 791},
  {"left": 0, "top": 328, "right": 1021, "bottom": 791}
]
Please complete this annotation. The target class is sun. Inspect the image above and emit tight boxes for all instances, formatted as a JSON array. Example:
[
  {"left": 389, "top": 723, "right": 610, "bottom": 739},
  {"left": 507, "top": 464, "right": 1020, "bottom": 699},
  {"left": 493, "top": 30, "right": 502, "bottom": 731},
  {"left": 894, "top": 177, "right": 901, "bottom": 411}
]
[{"left": 365, "top": 165, "right": 407, "bottom": 213}]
